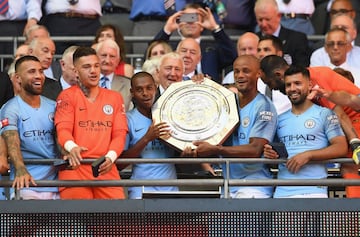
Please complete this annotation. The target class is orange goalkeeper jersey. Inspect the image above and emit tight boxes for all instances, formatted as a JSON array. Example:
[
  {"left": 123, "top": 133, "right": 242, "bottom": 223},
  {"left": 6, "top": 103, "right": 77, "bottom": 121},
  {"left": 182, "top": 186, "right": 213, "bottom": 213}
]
[{"left": 55, "top": 86, "right": 128, "bottom": 158}]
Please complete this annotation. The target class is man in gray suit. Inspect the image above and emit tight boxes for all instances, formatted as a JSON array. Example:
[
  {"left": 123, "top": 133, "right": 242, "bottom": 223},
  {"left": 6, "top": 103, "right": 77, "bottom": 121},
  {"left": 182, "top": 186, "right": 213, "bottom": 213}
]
[{"left": 95, "top": 39, "right": 133, "bottom": 111}]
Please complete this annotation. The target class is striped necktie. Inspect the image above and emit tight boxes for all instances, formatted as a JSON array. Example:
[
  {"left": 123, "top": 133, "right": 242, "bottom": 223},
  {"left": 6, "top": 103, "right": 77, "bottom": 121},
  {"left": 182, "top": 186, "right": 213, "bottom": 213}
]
[
  {"left": 164, "top": 0, "right": 176, "bottom": 15},
  {"left": 100, "top": 76, "right": 109, "bottom": 89},
  {"left": 0, "top": 0, "right": 9, "bottom": 15}
]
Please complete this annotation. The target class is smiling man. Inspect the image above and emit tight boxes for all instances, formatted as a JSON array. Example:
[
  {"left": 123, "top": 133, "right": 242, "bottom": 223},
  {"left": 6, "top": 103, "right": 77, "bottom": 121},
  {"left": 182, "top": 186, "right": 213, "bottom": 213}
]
[
  {"left": 193, "top": 55, "right": 278, "bottom": 198},
  {"left": 121, "top": 72, "right": 178, "bottom": 199},
  {"left": 264, "top": 65, "right": 347, "bottom": 198},
  {"left": 1, "top": 55, "right": 59, "bottom": 200}
]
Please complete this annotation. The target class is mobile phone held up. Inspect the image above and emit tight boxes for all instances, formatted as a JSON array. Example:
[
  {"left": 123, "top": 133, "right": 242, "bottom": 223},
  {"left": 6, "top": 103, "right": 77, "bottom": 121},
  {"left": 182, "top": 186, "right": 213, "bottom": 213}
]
[
  {"left": 92, "top": 156, "right": 106, "bottom": 177},
  {"left": 177, "top": 13, "right": 198, "bottom": 23},
  {"left": 269, "top": 142, "right": 288, "bottom": 159}
]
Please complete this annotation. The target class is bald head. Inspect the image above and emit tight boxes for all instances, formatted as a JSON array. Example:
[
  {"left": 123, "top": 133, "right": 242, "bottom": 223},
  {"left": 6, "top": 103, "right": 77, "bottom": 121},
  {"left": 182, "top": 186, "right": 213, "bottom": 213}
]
[
  {"left": 237, "top": 32, "right": 259, "bottom": 56},
  {"left": 176, "top": 38, "right": 201, "bottom": 75},
  {"left": 28, "top": 37, "right": 55, "bottom": 70},
  {"left": 331, "top": 13, "right": 357, "bottom": 41},
  {"left": 254, "top": 0, "right": 281, "bottom": 35}
]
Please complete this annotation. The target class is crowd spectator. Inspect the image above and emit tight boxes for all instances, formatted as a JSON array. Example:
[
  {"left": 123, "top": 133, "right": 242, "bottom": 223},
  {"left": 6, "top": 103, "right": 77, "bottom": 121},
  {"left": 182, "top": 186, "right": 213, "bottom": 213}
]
[
  {"left": 93, "top": 24, "right": 134, "bottom": 78},
  {"left": 24, "top": 24, "right": 50, "bottom": 44},
  {"left": 99, "top": 0, "right": 133, "bottom": 41},
  {"left": 323, "top": 27, "right": 360, "bottom": 86},
  {"left": 176, "top": 38, "right": 202, "bottom": 80},
  {"left": 95, "top": 39, "right": 133, "bottom": 111},
  {"left": 142, "top": 57, "right": 161, "bottom": 86},
  {"left": 0, "top": 0, "right": 41, "bottom": 67},
  {"left": 1, "top": 55, "right": 59, "bottom": 200},
  {"left": 276, "top": 0, "right": 315, "bottom": 35},
  {"left": 59, "top": 45, "right": 79, "bottom": 89},
  {"left": 254, "top": 0, "right": 311, "bottom": 66},
  {"left": 311, "top": 13, "right": 360, "bottom": 69},
  {"left": 14, "top": 44, "right": 30, "bottom": 61},
  {"left": 145, "top": 40, "right": 173, "bottom": 60},
  {"left": 28, "top": 37, "right": 61, "bottom": 101},
  {"left": 130, "top": 0, "right": 186, "bottom": 54},
  {"left": 154, "top": 3, "right": 237, "bottom": 83},
  {"left": 40, "top": 0, "right": 102, "bottom": 54},
  {"left": 54, "top": 47, "right": 128, "bottom": 199},
  {"left": 222, "top": 0, "right": 257, "bottom": 35},
  {"left": 264, "top": 65, "right": 347, "bottom": 198},
  {"left": 222, "top": 32, "right": 259, "bottom": 85}
]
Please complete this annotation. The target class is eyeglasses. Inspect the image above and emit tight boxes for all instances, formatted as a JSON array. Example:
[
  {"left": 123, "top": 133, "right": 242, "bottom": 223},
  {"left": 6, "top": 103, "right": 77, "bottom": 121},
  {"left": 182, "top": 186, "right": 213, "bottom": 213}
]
[
  {"left": 325, "top": 41, "right": 348, "bottom": 48},
  {"left": 330, "top": 9, "right": 354, "bottom": 15}
]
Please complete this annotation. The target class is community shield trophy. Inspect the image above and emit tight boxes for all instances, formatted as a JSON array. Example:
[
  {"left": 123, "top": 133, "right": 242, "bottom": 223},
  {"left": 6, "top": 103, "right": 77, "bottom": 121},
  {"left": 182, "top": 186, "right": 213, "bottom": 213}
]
[{"left": 152, "top": 78, "right": 239, "bottom": 151}]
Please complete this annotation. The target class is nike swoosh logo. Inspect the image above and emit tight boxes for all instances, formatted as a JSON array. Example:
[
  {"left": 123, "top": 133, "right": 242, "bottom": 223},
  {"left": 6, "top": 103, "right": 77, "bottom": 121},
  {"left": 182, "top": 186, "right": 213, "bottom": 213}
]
[
  {"left": 22, "top": 118, "right": 30, "bottom": 122},
  {"left": 135, "top": 128, "right": 144, "bottom": 132},
  {"left": 79, "top": 108, "right": 86, "bottom": 111}
]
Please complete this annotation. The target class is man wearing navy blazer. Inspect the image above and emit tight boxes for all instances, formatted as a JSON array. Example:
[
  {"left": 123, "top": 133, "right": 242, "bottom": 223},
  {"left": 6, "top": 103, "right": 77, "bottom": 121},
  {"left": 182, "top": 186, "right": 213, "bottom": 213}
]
[
  {"left": 254, "top": 0, "right": 310, "bottom": 67},
  {"left": 154, "top": 3, "right": 237, "bottom": 84}
]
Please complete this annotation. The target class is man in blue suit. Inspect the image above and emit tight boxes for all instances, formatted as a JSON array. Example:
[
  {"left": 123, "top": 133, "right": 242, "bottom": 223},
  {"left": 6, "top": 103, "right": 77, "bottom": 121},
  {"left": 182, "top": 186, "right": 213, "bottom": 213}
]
[{"left": 154, "top": 3, "right": 237, "bottom": 84}]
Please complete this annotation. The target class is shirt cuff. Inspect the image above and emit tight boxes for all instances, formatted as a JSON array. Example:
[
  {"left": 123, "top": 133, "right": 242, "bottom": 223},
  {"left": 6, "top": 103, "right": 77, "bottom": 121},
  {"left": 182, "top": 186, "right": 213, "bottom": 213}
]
[
  {"left": 64, "top": 140, "right": 78, "bottom": 153},
  {"left": 105, "top": 150, "right": 118, "bottom": 163}
]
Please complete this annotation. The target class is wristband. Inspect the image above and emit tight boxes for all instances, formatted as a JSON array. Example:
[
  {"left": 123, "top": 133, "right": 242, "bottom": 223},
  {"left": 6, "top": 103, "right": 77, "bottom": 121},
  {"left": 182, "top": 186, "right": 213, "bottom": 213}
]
[
  {"left": 64, "top": 140, "right": 78, "bottom": 153},
  {"left": 105, "top": 150, "right": 117, "bottom": 163},
  {"left": 350, "top": 138, "right": 360, "bottom": 151}
]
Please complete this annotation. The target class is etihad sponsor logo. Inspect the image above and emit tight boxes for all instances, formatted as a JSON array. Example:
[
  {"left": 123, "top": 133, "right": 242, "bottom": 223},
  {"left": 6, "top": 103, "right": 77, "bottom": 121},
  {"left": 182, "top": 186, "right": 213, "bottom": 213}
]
[
  {"left": 78, "top": 120, "right": 113, "bottom": 128},
  {"left": 23, "top": 129, "right": 54, "bottom": 137},
  {"left": 280, "top": 134, "right": 315, "bottom": 143}
]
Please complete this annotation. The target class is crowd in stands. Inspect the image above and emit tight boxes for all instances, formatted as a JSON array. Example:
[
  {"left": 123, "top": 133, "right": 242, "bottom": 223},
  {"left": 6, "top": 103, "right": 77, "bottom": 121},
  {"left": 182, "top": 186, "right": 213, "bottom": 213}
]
[{"left": 1, "top": 0, "right": 360, "bottom": 201}]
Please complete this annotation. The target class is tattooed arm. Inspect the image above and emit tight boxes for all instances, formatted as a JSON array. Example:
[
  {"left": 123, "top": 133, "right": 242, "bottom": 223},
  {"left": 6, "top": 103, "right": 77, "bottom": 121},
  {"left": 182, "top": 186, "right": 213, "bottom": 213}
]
[
  {"left": 0, "top": 136, "right": 9, "bottom": 174},
  {"left": 2, "top": 130, "right": 36, "bottom": 189}
]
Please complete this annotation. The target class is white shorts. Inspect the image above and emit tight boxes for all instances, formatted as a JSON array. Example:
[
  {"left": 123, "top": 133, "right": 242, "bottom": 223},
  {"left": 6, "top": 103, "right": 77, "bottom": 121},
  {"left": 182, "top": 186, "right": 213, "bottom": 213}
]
[
  {"left": 232, "top": 188, "right": 271, "bottom": 199},
  {"left": 277, "top": 193, "right": 328, "bottom": 198},
  {"left": 11, "top": 189, "right": 60, "bottom": 200}
]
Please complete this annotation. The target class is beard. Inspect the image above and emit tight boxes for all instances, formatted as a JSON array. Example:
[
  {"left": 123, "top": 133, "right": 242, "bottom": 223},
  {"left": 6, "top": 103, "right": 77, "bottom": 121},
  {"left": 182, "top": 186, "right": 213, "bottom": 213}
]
[
  {"left": 289, "top": 93, "right": 307, "bottom": 106},
  {"left": 23, "top": 83, "right": 42, "bottom": 95}
]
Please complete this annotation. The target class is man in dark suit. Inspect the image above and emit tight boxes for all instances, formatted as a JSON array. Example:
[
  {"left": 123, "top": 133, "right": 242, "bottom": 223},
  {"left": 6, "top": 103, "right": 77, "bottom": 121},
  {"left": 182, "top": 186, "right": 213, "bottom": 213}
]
[
  {"left": 28, "top": 36, "right": 62, "bottom": 101},
  {"left": 254, "top": 0, "right": 310, "bottom": 66},
  {"left": 0, "top": 72, "right": 14, "bottom": 107},
  {"left": 154, "top": 3, "right": 237, "bottom": 84}
]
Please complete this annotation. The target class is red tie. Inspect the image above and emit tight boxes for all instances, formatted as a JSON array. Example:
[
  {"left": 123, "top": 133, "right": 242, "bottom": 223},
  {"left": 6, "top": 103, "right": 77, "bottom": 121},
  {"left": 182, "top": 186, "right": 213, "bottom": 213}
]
[{"left": 0, "top": 0, "right": 8, "bottom": 15}]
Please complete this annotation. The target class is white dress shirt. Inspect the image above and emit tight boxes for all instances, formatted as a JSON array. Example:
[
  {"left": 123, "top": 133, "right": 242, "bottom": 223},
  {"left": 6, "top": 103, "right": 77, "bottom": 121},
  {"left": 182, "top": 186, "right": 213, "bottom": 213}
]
[
  {"left": 276, "top": 0, "right": 314, "bottom": 15},
  {"left": 0, "top": 0, "right": 42, "bottom": 21},
  {"left": 310, "top": 44, "right": 360, "bottom": 72},
  {"left": 45, "top": 0, "right": 101, "bottom": 15}
]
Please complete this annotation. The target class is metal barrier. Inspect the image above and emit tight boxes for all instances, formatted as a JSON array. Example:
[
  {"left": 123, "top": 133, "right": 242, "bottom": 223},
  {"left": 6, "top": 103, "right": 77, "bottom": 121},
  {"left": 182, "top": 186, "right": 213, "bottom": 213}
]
[
  {"left": 1, "top": 157, "right": 359, "bottom": 236},
  {"left": 0, "top": 157, "right": 357, "bottom": 199}
]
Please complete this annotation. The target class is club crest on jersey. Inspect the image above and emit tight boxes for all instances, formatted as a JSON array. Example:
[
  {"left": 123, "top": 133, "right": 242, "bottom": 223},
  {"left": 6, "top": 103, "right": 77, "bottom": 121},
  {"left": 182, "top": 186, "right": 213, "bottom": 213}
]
[
  {"left": 304, "top": 119, "right": 315, "bottom": 129},
  {"left": 48, "top": 112, "right": 54, "bottom": 122},
  {"left": 103, "top": 105, "right": 114, "bottom": 115},
  {"left": 242, "top": 117, "right": 250, "bottom": 128}
]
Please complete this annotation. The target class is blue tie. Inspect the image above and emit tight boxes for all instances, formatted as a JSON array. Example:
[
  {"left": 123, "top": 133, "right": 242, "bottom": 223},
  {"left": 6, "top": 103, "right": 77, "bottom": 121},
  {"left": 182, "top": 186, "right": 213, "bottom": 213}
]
[
  {"left": 100, "top": 76, "right": 109, "bottom": 89},
  {"left": 183, "top": 76, "right": 191, "bottom": 81}
]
